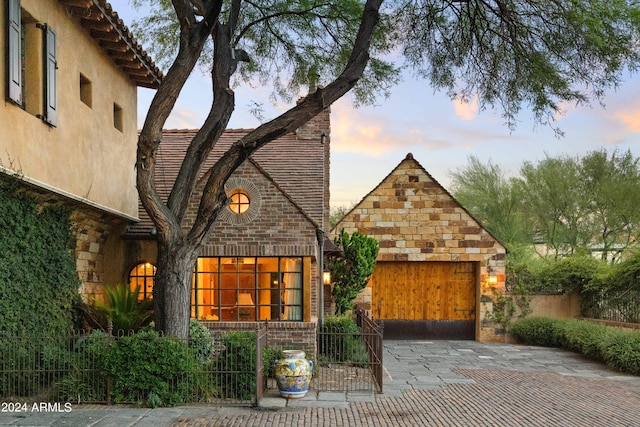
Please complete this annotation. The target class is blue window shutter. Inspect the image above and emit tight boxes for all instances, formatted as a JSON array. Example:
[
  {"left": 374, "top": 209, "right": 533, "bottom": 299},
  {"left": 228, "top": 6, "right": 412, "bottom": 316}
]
[
  {"left": 42, "top": 24, "right": 57, "bottom": 126},
  {"left": 7, "top": 0, "right": 22, "bottom": 105}
]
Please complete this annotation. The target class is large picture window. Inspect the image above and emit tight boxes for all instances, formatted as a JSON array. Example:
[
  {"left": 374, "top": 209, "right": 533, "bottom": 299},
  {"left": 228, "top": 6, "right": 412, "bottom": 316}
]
[{"left": 192, "top": 257, "right": 303, "bottom": 321}]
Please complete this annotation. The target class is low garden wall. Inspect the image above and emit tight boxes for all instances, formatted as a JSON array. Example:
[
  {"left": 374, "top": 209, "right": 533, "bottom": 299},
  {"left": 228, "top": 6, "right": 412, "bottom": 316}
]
[
  {"left": 202, "top": 321, "right": 317, "bottom": 356},
  {"left": 525, "top": 293, "right": 581, "bottom": 319}
]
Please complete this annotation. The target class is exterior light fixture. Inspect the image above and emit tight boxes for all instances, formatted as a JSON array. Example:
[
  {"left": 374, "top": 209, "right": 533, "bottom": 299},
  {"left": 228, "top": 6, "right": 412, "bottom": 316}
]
[{"left": 323, "top": 270, "right": 331, "bottom": 285}]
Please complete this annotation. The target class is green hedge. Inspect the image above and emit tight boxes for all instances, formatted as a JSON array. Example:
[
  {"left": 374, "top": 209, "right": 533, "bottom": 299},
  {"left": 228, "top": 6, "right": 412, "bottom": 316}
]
[{"left": 510, "top": 317, "right": 640, "bottom": 375}]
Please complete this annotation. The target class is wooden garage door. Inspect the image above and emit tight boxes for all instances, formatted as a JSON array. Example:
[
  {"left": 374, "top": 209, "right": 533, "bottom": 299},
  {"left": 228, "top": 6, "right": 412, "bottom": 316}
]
[{"left": 371, "top": 261, "right": 476, "bottom": 339}]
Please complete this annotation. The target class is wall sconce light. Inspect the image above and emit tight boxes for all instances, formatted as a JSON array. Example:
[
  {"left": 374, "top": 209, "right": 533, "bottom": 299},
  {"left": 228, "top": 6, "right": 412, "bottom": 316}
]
[
  {"left": 323, "top": 270, "right": 331, "bottom": 285},
  {"left": 488, "top": 275, "right": 498, "bottom": 286}
]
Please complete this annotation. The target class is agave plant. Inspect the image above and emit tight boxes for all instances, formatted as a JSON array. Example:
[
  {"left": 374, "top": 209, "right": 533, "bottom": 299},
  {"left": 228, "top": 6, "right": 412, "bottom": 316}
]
[{"left": 80, "top": 284, "right": 154, "bottom": 333}]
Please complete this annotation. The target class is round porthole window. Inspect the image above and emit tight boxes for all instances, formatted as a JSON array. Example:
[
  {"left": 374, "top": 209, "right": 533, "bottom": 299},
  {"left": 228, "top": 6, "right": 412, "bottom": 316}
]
[
  {"left": 229, "top": 189, "right": 250, "bottom": 214},
  {"left": 220, "top": 178, "right": 261, "bottom": 224}
]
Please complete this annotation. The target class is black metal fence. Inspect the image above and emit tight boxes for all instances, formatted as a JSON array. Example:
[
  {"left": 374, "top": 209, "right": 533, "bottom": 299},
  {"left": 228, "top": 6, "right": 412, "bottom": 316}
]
[
  {"left": 583, "top": 289, "right": 640, "bottom": 324},
  {"left": 1, "top": 315, "right": 383, "bottom": 406},
  {"left": 315, "top": 310, "right": 383, "bottom": 393},
  {"left": 355, "top": 309, "right": 384, "bottom": 392},
  {"left": 0, "top": 325, "right": 264, "bottom": 406}
]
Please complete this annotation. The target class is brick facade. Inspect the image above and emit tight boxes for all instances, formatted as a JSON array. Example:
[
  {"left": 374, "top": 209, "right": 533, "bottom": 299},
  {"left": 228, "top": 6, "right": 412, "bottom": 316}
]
[{"left": 117, "top": 108, "right": 331, "bottom": 350}]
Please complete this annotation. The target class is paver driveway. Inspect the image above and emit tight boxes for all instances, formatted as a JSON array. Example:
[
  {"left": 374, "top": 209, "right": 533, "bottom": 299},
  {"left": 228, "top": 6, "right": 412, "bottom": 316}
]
[{"left": 2, "top": 340, "right": 639, "bottom": 426}]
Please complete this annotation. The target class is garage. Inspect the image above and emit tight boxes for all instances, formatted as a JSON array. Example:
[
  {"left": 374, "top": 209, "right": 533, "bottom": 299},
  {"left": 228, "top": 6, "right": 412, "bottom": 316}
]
[
  {"left": 332, "top": 153, "right": 506, "bottom": 342},
  {"left": 370, "top": 261, "right": 477, "bottom": 339}
]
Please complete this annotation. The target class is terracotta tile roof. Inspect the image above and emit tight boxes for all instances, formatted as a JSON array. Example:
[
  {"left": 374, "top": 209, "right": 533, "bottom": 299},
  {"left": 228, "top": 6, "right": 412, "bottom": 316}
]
[
  {"left": 58, "top": 0, "right": 162, "bottom": 88},
  {"left": 127, "top": 128, "right": 325, "bottom": 236}
]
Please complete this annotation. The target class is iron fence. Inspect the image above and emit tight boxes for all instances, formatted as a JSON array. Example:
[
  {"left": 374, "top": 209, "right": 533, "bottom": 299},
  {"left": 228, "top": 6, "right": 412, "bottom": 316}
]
[
  {"left": 583, "top": 289, "right": 640, "bottom": 324},
  {"left": 314, "top": 310, "right": 383, "bottom": 393},
  {"left": 0, "top": 325, "right": 265, "bottom": 406},
  {"left": 1, "top": 316, "right": 384, "bottom": 406}
]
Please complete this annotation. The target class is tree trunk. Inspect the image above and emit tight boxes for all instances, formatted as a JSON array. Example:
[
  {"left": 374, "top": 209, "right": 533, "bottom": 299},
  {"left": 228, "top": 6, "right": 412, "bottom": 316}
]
[{"left": 153, "top": 238, "right": 198, "bottom": 339}]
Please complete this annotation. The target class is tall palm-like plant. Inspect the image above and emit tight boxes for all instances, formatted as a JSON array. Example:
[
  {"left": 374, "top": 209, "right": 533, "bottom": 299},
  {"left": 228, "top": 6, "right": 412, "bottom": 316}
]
[{"left": 81, "top": 284, "right": 154, "bottom": 333}]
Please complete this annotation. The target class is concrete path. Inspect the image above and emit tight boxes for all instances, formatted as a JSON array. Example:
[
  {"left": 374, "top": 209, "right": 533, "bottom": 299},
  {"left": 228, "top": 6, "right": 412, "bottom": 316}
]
[{"left": 1, "top": 340, "right": 639, "bottom": 426}]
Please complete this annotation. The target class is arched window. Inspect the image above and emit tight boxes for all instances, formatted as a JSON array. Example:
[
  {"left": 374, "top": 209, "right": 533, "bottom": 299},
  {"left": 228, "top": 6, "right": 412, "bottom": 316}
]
[
  {"left": 229, "top": 189, "right": 250, "bottom": 214},
  {"left": 128, "top": 262, "right": 156, "bottom": 300}
]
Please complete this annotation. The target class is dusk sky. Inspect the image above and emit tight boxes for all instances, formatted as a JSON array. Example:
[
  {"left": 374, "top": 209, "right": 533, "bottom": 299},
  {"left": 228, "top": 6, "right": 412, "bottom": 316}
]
[{"left": 111, "top": 1, "right": 640, "bottom": 210}]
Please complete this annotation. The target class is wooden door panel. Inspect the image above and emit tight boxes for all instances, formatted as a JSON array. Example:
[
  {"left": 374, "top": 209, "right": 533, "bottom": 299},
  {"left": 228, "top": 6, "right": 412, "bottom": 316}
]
[{"left": 372, "top": 261, "right": 476, "bottom": 321}]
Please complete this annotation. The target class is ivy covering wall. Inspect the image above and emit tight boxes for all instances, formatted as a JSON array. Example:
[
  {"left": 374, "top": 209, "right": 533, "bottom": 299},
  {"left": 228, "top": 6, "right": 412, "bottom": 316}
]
[{"left": 0, "top": 179, "right": 81, "bottom": 336}]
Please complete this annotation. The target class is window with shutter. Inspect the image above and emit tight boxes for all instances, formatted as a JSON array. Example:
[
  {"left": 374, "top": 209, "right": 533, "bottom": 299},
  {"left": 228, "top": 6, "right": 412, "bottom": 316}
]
[
  {"left": 7, "top": 0, "right": 22, "bottom": 105},
  {"left": 42, "top": 24, "right": 57, "bottom": 127}
]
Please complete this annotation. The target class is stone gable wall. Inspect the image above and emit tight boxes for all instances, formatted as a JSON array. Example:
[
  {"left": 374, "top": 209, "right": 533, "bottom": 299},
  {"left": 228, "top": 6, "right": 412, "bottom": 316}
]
[
  {"left": 334, "top": 157, "right": 507, "bottom": 341},
  {"left": 337, "top": 159, "right": 505, "bottom": 265}
]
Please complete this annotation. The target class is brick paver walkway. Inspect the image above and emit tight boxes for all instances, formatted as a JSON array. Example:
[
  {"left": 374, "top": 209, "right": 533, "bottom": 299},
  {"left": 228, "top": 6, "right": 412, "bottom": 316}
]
[
  {"left": 2, "top": 341, "right": 638, "bottom": 426},
  {"left": 170, "top": 341, "right": 640, "bottom": 427}
]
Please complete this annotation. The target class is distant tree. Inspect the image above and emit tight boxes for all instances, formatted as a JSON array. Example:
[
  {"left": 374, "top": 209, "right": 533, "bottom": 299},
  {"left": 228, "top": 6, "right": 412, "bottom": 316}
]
[
  {"left": 330, "top": 205, "right": 355, "bottom": 230},
  {"left": 450, "top": 156, "right": 531, "bottom": 248},
  {"left": 577, "top": 149, "right": 640, "bottom": 262},
  {"left": 130, "top": 0, "right": 640, "bottom": 338},
  {"left": 328, "top": 229, "right": 379, "bottom": 315},
  {"left": 517, "top": 155, "right": 586, "bottom": 258},
  {"left": 515, "top": 149, "right": 640, "bottom": 261}
]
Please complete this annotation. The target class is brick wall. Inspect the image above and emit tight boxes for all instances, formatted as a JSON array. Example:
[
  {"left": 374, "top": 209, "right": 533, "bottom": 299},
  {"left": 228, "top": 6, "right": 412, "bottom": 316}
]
[{"left": 203, "top": 321, "right": 317, "bottom": 357}]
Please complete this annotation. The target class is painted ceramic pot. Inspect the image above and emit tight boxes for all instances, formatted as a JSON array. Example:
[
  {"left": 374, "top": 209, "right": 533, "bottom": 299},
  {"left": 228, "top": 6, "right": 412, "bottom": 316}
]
[{"left": 274, "top": 350, "right": 313, "bottom": 399}]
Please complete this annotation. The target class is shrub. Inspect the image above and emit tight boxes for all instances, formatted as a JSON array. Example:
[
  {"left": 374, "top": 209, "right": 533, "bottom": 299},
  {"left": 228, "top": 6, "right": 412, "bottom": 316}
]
[
  {"left": 601, "top": 329, "right": 640, "bottom": 376},
  {"left": 319, "top": 316, "right": 369, "bottom": 367},
  {"left": 558, "top": 319, "right": 608, "bottom": 361},
  {"left": 80, "top": 283, "right": 153, "bottom": 333},
  {"left": 215, "top": 332, "right": 256, "bottom": 401},
  {"left": 510, "top": 317, "right": 640, "bottom": 376},
  {"left": 262, "top": 346, "right": 285, "bottom": 378},
  {"left": 101, "top": 330, "right": 198, "bottom": 406},
  {"left": 536, "top": 255, "right": 606, "bottom": 294},
  {"left": 328, "top": 229, "right": 379, "bottom": 315},
  {"left": 188, "top": 320, "right": 215, "bottom": 365},
  {"left": 50, "top": 331, "right": 110, "bottom": 402},
  {"left": 509, "top": 317, "right": 564, "bottom": 347}
]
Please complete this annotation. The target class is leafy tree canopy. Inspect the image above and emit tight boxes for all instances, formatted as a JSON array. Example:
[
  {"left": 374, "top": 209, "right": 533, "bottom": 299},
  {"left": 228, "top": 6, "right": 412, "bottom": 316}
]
[
  {"left": 125, "top": 0, "right": 640, "bottom": 338},
  {"left": 132, "top": 0, "right": 640, "bottom": 129},
  {"left": 452, "top": 149, "right": 640, "bottom": 262}
]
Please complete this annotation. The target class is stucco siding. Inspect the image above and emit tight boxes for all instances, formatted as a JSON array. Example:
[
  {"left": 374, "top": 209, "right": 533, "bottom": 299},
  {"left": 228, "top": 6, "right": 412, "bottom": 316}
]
[{"left": 0, "top": 0, "right": 139, "bottom": 219}]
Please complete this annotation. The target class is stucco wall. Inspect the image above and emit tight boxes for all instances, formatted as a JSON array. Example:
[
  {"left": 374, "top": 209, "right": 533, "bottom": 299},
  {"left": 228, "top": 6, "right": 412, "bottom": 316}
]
[
  {"left": 0, "top": 0, "right": 139, "bottom": 219},
  {"left": 525, "top": 293, "right": 582, "bottom": 319}
]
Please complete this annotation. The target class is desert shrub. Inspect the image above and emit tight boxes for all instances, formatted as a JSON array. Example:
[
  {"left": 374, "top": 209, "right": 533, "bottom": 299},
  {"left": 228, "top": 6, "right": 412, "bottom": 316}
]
[
  {"left": 215, "top": 332, "right": 256, "bottom": 401},
  {"left": 509, "top": 317, "right": 564, "bottom": 347},
  {"left": 101, "top": 330, "right": 198, "bottom": 406},
  {"left": 319, "top": 316, "right": 369, "bottom": 367}
]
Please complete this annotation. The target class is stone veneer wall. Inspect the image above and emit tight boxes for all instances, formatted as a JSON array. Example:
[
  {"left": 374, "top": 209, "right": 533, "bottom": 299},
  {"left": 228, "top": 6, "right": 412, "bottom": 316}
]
[
  {"left": 71, "top": 208, "right": 126, "bottom": 302},
  {"left": 335, "top": 155, "right": 508, "bottom": 341}
]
